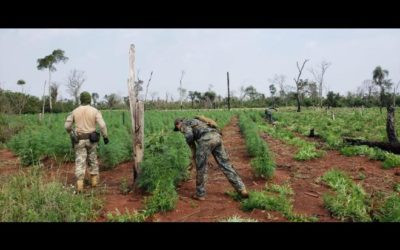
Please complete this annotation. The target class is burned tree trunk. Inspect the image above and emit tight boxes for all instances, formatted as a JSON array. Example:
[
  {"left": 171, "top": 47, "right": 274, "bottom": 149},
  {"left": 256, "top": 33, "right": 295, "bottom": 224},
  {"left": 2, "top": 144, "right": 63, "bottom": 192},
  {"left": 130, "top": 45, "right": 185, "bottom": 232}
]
[
  {"left": 309, "top": 128, "right": 315, "bottom": 137},
  {"left": 343, "top": 103, "right": 400, "bottom": 154},
  {"left": 296, "top": 93, "right": 301, "bottom": 112},
  {"left": 293, "top": 59, "right": 309, "bottom": 113},
  {"left": 343, "top": 137, "right": 400, "bottom": 154},
  {"left": 386, "top": 104, "right": 398, "bottom": 143}
]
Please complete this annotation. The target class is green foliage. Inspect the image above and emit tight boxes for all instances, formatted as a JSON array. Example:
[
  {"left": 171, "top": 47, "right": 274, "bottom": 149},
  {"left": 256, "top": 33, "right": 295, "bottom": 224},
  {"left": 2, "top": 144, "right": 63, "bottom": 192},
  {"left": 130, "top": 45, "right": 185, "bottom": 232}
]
[
  {"left": 4, "top": 109, "right": 236, "bottom": 218},
  {"left": 340, "top": 146, "right": 400, "bottom": 168},
  {"left": 236, "top": 183, "right": 318, "bottom": 222},
  {"left": 374, "top": 194, "right": 400, "bottom": 222},
  {"left": 340, "top": 145, "right": 375, "bottom": 157},
  {"left": 119, "top": 177, "right": 130, "bottom": 195},
  {"left": 239, "top": 113, "right": 275, "bottom": 178},
  {"left": 0, "top": 166, "right": 103, "bottom": 222},
  {"left": 394, "top": 183, "right": 400, "bottom": 193},
  {"left": 37, "top": 49, "right": 68, "bottom": 72},
  {"left": 382, "top": 153, "right": 400, "bottom": 169},
  {"left": 219, "top": 215, "right": 258, "bottom": 222},
  {"left": 294, "top": 145, "right": 324, "bottom": 161},
  {"left": 106, "top": 208, "right": 147, "bottom": 222},
  {"left": 144, "top": 181, "right": 178, "bottom": 214},
  {"left": 7, "top": 114, "right": 75, "bottom": 165},
  {"left": 138, "top": 132, "right": 191, "bottom": 192},
  {"left": 241, "top": 191, "right": 291, "bottom": 213},
  {"left": 0, "top": 90, "right": 42, "bottom": 114},
  {"left": 0, "top": 114, "right": 25, "bottom": 144},
  {"left": 250, "top": 156, "right": 275, "bottom": 179},
  {"left": 321, "top": 169, "right": 371, "bottom": 222},
  {"left": 265, "top": 182, "right": 294, "bottom": 196},
  {"left": 259, "top": 122, "right": 324, "bottom": 161}
]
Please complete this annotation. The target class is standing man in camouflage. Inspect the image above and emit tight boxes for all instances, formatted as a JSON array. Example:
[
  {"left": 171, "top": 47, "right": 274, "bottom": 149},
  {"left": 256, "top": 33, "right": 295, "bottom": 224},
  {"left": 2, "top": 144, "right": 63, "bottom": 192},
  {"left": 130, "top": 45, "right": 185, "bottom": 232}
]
[
  {"left": 174, "top": 117, "right": 249, "bottom": 200},
  {"left": 64, "top": 92, "right": 109, "bottom": 192}
]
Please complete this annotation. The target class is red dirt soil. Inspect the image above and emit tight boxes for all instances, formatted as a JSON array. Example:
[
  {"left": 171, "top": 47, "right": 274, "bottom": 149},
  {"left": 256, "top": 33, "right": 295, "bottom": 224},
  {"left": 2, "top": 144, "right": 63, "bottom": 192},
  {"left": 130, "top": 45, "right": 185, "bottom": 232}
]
[
  {"left": 0, "top": 149, "right": 20, "bottom": 176},
  {"left": 2, "top": 116, "right": 399, "bottom": 222},
  {"left": 260, "top": 125, "right": 400, "bottom": 222},
  {"left": 152, "top": 117, "right": 285, "bottom": 222}
]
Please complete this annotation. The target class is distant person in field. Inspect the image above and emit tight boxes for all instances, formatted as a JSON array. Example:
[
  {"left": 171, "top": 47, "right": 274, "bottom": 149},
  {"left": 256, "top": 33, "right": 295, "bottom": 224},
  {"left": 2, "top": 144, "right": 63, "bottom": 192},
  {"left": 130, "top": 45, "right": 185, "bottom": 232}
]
[
  {"left": 64, "top": 91, "right": 109, "bottom": 193},
  {"left": 173, "top": 115, "right": 249, "bottom": 201},
  {"left": 265, "top": 107, "right": 277, "bottom": 124}
]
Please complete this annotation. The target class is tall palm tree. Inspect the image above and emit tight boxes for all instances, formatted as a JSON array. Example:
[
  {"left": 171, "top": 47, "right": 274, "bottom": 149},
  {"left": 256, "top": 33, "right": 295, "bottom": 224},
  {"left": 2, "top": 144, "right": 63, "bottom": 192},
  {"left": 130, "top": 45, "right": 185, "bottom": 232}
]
[
  {"left": 37, "top": 49, "right": 68, "bottom": 112},
  {"left": 372, "top": 66, "right": 389, "bottom": 112},
  {"left": 16, "top": 79, "right": 26, "bottom": 93}
]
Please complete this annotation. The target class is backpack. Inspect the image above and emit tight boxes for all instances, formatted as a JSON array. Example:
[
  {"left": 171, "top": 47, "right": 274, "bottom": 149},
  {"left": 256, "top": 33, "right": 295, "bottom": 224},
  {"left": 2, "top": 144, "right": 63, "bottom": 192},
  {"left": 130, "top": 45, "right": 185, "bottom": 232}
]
[{"left": 194, "top": 115, "right": 219, "bottom": 129}]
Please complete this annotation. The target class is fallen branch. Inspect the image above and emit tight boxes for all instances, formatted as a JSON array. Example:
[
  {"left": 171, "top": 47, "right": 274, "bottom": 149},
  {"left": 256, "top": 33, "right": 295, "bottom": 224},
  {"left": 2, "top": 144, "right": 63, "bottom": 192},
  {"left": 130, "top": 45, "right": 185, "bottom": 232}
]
[
  {"left": 343, "top": 137, "right": 400, "bottom": 154},
  {"left": 304, "top": 192, "right": 319, "bottom": 198}
]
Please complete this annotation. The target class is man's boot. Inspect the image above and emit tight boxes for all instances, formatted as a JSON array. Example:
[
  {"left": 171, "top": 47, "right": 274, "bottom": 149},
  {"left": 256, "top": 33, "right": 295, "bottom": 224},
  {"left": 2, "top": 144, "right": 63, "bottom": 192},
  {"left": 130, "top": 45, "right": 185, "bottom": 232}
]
[
  {"left": 239, "top": 189, "right": 249, "bottom": 198},
  {"left": 76, "top": 179, "right": 84, "bottom": 193},
  {"left": 91, "top": 175, "right": 99, "bottom": 188},
  {"left": 192, "top": 194, "right": 205, "bottom": 201}
]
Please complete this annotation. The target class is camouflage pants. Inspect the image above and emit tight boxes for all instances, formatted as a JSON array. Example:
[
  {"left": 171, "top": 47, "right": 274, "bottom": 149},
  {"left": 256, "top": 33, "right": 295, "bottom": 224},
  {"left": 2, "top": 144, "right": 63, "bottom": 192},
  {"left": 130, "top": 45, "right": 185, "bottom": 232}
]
[
  {"left": 74, "top": 139, "right": 98, "bottom": 180},
  {"left": 195, "top": 132, "right": 246, "bottom": 197}
]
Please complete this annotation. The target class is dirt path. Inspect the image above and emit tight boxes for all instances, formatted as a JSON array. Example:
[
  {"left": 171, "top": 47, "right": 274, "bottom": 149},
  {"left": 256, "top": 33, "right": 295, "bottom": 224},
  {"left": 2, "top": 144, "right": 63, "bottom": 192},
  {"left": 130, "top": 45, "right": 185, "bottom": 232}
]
[
  {"left": 36, "top": 116, "right": 281, "bottom": 222},
  {"left": 0, "top": 149, "right": 20, "bottom": 176},
  {"left": 152, "top": 117, "right": 286, "bottom": 222},
  {"left": 5, "top": 116, "right": 397, "bottom": 222},
  {"left": 261, "top": 124, "right": 400, "bottom": 222},
  {"left": 42, "top": 160, "right": 147, "bottom": 221}
]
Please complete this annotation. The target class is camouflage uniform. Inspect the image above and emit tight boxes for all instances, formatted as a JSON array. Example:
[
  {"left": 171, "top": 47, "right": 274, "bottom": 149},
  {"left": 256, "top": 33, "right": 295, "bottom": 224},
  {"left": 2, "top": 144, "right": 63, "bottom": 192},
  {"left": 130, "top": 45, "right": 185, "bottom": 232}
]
[
  {"left": 64, "top": 104, "right": 108, "bottom": 181},
  {"left": 265, "top": 108, "right": 276, "bottom": 123},
  {"left": 74, "top": 139, "right": 99, "bottom": 180},
  {"left": 179, "top": 119, "right": 246, "bottom": 197}
]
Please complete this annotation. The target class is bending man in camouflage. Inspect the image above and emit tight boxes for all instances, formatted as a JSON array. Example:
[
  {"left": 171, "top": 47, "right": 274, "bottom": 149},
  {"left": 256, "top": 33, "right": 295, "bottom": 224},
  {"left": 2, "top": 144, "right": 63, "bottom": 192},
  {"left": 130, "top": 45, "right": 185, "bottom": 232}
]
[
  {"left": 174, "top": 117, "right": 249, "bottom": 200},
  {"left": 64, "top": 92, "right": 109, "bottom": 192}
]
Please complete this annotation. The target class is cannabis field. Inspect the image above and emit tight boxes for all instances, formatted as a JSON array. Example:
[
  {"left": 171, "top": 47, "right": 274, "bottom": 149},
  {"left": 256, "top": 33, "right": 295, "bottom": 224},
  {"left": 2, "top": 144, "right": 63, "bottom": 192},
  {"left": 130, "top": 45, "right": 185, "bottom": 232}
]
[{"left": 0, "top": 107, "right": 399, "bottom": 222}]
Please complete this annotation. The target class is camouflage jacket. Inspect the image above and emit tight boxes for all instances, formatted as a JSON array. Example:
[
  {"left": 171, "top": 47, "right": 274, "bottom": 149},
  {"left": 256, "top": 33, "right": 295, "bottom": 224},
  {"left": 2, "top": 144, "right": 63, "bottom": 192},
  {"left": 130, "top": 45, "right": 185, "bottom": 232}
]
[{"left": 180, "top": 118, "right": 220, "bottom": 145}]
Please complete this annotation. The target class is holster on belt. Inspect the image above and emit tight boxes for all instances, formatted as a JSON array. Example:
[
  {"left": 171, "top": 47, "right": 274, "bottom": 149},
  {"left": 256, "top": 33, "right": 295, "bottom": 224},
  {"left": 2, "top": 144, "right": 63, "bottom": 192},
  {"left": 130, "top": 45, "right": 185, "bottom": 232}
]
[{"left": 77, "top": 133, "right": 91, "bottom": 140}]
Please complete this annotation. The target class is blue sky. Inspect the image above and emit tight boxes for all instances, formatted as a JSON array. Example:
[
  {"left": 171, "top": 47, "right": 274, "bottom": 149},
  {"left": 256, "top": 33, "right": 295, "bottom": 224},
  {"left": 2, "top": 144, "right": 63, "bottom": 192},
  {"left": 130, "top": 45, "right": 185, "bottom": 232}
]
[{"left": 1, "top": 29, "right": 400, "bottom": 101}]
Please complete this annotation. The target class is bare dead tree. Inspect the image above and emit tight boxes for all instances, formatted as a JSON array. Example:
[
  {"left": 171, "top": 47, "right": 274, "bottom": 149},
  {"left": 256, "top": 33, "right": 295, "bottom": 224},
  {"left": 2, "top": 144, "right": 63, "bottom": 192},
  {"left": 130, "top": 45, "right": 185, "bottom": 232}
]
[
  {"left": 66, "top": 69, "right": 86, "bottom": 105},
  {"left": 150, "top": 91, "right": 158, "bottom": 101},
  {"left": 361, "top": 79, "right": 377, "bottom": 105},
  {"left": 294, "top": 59, "right": 310, "bottom": 112},
  {"left": 309, "top": 61, "right": 331, "bottom": 107},
  {"left": 239, "top": 86, "right": 247, "bottom": 102},
  {"left": 179, "top": 70, "right": 185, "bottom": 110},
  {"left": 50, "top": 82, "right": 59, "bottom": 105},
  {"left": 386, "top": 104, "right": 398, "bottom": 143},
  {"left": 134, "top": 79, "right": 144, "bottom": 99},
  {"left": 268, "top": 74, "right": 286, "bottom": 105},
  {"left": 144, "top": 71, "right": 154, "bottom": 102}
]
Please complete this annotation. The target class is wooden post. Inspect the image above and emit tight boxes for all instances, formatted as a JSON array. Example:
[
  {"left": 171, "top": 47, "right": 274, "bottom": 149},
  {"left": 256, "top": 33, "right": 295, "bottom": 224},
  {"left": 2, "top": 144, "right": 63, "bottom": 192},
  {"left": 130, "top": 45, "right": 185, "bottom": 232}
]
[
  {"left": 227, "top": 72, "right": 231, "bottom": 111},
  {"left": 127, "top": 44, "right": 138, "bottom": 182},
  {"left": 127, "top": 44, "right": 145, "bottom": 185},
  {"left": 122, "top": 111, "right": 125, "bottom": 125},
  {"left": 135, "top": 102, "right": 144, "bottom": 164}
]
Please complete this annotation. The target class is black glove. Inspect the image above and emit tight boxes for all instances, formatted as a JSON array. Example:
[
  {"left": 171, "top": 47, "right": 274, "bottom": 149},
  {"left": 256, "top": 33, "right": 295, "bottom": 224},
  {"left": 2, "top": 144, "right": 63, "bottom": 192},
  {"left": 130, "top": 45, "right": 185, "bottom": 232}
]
[{"left": 103, "top": 137, "right": 109, "bottom": 144}]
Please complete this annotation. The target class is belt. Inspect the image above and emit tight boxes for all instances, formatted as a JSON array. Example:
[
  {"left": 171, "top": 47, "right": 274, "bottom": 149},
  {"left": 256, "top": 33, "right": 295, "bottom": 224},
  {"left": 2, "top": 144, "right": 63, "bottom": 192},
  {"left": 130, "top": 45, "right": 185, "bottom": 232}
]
[{"left": 77, "top": 132, "right": 94, "bottom": 140}]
